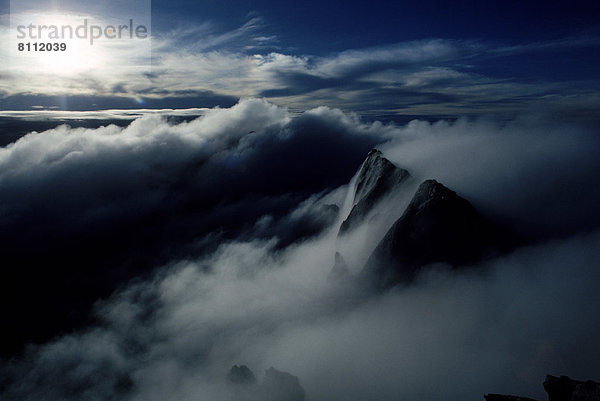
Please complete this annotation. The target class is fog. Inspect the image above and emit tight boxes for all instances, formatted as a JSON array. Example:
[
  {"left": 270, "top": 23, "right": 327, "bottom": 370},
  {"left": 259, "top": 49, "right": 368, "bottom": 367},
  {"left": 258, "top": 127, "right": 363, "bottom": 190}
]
[
  {"left": 1, "top": 100, "right": 599, "bottom": 401},
  {"left": 380, "top": 115, "right": 600, "bottom": 239}
]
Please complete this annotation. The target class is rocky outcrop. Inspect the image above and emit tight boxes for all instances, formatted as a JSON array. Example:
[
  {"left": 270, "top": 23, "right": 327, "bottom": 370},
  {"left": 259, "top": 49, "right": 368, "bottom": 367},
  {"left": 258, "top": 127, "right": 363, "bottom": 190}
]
[
  {"left": 227, "top": 365, "right": 257, "bottom": 385},
  {"left": 544, "top": 375, "right": 600, "bottom": 401},
  {"left": 362, "top": 179, "right": 505, "bottom": 288},
  {"left": 339, "top": 149, "right": 410, "bottom": 235},
  {"left": 225, "top": 365, "right": 305, "bottom": 401}
]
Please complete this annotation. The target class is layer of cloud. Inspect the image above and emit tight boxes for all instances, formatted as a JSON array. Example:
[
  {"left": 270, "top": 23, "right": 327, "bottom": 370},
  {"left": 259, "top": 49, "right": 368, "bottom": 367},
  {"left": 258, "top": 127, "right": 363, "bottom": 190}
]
[
  {"left": 0, "top": 99, "right": 382, "bottom": 356},
  {"left": 1, "top": 101, "right": 599, "bottom": 401},
  {"left": 2, "top": 218, "right": 599, "bottom": 401},
  {"left": 380, "top": 114, "right": 600, "bottom": 239}
]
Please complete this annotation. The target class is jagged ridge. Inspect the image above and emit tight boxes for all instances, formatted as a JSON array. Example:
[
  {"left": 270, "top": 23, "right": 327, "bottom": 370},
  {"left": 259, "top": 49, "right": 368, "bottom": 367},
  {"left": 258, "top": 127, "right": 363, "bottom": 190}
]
[
  {"left": 362, "top": 179, "right": 506, "bottom": 288},
  {"left": 338, "top": 149, "right": 410, "bottom": 235}
]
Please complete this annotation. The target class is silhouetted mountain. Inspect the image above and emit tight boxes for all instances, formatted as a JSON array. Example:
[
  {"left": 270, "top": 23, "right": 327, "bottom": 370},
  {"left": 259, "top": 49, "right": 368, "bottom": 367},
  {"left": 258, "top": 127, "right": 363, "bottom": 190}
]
[
  {"left": 339, "top": 149, "right": 410, "bottom": 235},
  {"left": 362, "top": 179, "right": 508, "bottom": 288},
  {"left": 544, "top": 375, "right": 600, "bottom": 401}
]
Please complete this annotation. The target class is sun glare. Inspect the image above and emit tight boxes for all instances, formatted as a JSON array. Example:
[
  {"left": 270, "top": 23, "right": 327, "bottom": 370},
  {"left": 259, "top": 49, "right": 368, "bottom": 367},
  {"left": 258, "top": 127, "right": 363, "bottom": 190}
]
[
  {"left": 11, "top": 13, "right": 111, "bottom": 75},
  {"left": 10, "top": 10, "right": 150, "bottom": 79}
]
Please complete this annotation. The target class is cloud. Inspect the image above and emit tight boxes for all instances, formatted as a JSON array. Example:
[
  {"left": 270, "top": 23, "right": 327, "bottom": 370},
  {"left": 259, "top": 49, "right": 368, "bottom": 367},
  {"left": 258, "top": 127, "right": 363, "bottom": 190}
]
[
  {"left": 260, "top": 231, "right": 600, "bottom": 401},
  {"left": 157, "top": 17, "right": 275, "bottom": 53},
  {"left": 1, "top": 101, "right": 599, "bottom": 401},
  {"left": 0, "top": 99, "right": 381, "bottom": 356},
  {"left": 379, "top": 115, "right": 600, "bottom": 239},
  {"left": 3, "top": 221, "right": 599, "bottom": 401},
  {"left": 313, "top": 39, "right": 467, "bottom": 78},
  {"left": 2, "top": 18, "right": 599, "bottom": 119},
  {"left": 0, "top": 108, "right": 210, "bottom": 120},
  {"left": 0, "top": 92, "right": 239, "bottom": 111}
]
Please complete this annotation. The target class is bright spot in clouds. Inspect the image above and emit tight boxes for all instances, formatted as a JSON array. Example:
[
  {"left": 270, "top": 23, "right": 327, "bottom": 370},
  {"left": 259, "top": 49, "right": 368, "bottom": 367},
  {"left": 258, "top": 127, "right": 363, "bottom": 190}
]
[
  {"left": 10, "top": 13, "right": 110, "bottom": 75},
  {"left": 8, "top": 1, "right": 151, "bottom": 85}
]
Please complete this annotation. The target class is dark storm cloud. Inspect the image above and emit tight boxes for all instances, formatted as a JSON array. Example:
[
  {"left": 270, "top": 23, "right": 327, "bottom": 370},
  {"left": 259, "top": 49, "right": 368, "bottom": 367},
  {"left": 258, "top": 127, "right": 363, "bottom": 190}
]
[{"left": 1, "top": 101, "right": 599, "bottom": 401}]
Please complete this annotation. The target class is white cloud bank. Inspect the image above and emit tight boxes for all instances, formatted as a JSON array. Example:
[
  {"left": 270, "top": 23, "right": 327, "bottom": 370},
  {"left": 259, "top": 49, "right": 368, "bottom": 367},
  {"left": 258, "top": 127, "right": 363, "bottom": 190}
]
[{"left": 1, "top": 100, "right": 599, "bottom": 401}]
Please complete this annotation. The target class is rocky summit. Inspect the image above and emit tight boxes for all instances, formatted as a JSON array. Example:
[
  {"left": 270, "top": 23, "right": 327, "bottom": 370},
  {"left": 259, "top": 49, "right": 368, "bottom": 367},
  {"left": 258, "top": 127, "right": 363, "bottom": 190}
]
[
  {"left": 338, "top": 149, "right": 410, "bottom": 235},
  {"left": 362, "top": 179, "right": 506, "bottom": 288}
]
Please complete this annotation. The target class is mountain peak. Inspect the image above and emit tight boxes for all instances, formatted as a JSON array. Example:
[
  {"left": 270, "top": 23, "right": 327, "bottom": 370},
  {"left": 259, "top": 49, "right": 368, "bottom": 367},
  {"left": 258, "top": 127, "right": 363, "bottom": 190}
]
[
  {"left": 339, "top": 149, "right": 410, "bottom": 235},
  {"left": 362, "top": 179, "right": 506, "bottom": 288}
]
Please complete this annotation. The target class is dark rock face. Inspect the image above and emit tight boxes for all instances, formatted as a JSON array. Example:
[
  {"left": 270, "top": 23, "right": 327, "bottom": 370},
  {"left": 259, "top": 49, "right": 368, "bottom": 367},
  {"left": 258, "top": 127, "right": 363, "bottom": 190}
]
[
  {"left": 484, "top": 394, "right": 538, "bottom": 401},
  {"left": 339, "top": 149, "right": 410, "bottom": 235},
  {"left": 227, "top": 365, "right": 258, "bottom": 385},
  {"left": 362, "top": 179, "right": 505, "bottom": 288},
  {"left": 544, "top": 375, "right": 600, "bottom": 401},
  {"left": 261, "top": 367, "right": 305, "bottom": 401},
  {"left": 327, "top": 252, "right": 350, "bottom": 283},
  {"left": 225, "top": 365, "right": 305, "bottom": 401}
]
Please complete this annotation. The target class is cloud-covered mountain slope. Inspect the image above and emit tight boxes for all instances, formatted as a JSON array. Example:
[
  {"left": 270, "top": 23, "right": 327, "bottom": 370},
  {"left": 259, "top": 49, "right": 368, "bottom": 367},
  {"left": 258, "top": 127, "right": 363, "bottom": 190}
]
[
  {"left": 338, "top": 149, "right": 410, "bottom": 235},
  {"left": 361, "top": 179, "right": 509, "bottom": 288}
]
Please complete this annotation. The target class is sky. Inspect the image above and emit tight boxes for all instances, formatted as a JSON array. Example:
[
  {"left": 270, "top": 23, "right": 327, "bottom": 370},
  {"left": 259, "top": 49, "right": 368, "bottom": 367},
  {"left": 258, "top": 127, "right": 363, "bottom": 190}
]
[
  {"left": 0, "top": 0, "right": 599, "bottom": 119},
  {"left": 1, "top": 2, "right": 600, "bottom": 401}
]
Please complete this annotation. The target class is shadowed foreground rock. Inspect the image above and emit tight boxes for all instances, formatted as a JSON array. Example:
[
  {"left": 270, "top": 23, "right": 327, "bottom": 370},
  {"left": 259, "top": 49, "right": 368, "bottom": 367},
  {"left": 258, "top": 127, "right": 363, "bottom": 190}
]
[{"left": 544, "top": 375, "right": 600, "bottom": 401}]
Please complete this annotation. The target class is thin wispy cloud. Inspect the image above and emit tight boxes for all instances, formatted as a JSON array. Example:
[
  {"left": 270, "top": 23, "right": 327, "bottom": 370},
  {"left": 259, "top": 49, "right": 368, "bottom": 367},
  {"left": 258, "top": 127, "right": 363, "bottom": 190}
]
[{"left": 1, "top": 10, "right": 599, "bottom": 118}]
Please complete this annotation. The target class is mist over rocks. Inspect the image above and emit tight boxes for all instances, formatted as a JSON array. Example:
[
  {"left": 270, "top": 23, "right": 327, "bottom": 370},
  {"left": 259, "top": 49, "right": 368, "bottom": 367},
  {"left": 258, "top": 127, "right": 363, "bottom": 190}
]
[
  {"left": 361, "top": 179, "right": 509, "bottom": 288},
  {"left": 252, "top": 200, "right": 340, "bottom": 250},
  {"left": 338, "top": 149, "right": 410, "bottom": 235},
  {"left": 379, "top": 116, "right": 600, "bottom": 240},
  {"left": 226, "top": 365, "right": 305, "bottom": 401},
  {"left": 327, "top": 251, "right": 351, "bottom": 283},
  {"left": 227, "top": 365, "right": 257, "bottom": 385}
]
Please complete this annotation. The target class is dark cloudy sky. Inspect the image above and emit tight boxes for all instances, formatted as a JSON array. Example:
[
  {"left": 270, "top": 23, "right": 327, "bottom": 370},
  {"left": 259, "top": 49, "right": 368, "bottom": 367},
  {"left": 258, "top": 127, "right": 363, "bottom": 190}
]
[{"left": 1, "top": 0, "right": 600, "bottom": 119}]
